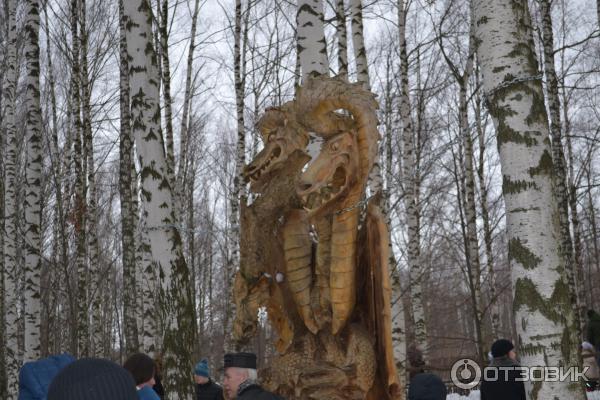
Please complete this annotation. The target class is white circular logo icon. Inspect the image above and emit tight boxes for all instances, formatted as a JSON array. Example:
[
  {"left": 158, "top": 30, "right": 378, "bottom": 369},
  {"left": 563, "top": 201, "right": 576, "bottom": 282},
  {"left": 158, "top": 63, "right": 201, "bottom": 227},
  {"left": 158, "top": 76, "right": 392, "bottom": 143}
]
[{"left": 451, "top": 358, "right": 482, "bottom": 390}]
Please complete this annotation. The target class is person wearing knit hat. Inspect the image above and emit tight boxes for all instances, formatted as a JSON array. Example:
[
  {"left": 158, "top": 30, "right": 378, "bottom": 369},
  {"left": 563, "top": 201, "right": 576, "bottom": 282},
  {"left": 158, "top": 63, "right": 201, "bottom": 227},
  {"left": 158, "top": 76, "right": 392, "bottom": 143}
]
[
  {"left": 480, "top": 339, "right": 526, "bottom": 400},
  {"left": 193, "top": 358, "right": 223, "bottom": 400},
  {"left": 490, "top": 338, "right": 516, "bottom": 359},
  {"left": 47, "top": 358, "right": 137, "bottom": 400},
  {"left": 408, "top": 373, "right": 447, "bottom": 400}
]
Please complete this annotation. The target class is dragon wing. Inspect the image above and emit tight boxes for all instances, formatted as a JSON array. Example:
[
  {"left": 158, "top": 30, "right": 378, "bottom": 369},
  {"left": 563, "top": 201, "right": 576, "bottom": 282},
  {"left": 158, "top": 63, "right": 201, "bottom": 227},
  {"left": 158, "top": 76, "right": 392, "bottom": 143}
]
[{"left": 364, "top": 199, "right": 402, "bottom": 400}]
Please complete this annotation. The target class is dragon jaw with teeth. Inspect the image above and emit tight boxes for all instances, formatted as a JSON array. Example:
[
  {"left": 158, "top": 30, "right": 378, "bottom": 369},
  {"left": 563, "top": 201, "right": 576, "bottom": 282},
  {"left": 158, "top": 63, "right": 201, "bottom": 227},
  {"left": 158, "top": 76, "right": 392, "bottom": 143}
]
[
  {"left": 243, "top": 104, "right": 309, "bottom": 191},
  {"left": 295, "top": 130, "right": 361, "bottom": 333}
]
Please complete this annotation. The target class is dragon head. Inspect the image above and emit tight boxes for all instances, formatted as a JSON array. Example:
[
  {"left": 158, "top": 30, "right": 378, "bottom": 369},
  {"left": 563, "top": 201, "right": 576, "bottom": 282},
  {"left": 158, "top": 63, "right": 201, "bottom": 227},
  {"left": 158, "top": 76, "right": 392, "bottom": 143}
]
[
  {"left": 296, "top": 131, "right": 359, "bottom": 216},
  {"left": 244, "top": 108, "right": 309, "bottom": 191}
]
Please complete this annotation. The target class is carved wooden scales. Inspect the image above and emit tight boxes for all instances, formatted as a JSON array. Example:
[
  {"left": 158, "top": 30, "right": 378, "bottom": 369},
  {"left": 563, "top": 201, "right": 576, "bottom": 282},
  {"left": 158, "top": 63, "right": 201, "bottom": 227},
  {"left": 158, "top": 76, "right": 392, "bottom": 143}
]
[{"left": 233, "top": 76, "right": 402, "bottom": 400}]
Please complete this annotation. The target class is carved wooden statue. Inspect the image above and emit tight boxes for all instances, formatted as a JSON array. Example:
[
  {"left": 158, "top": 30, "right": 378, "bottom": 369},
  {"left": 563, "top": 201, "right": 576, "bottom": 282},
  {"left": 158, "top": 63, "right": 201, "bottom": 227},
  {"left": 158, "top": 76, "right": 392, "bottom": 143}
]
[{"left": 234, "top": 76, "right": 402, "bottom": 400}]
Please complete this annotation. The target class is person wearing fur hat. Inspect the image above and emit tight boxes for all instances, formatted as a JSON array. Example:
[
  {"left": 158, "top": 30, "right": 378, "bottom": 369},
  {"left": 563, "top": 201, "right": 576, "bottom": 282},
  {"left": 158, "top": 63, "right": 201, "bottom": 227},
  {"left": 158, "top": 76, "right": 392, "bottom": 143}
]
[
  {"left": 194, "top": 358, "right": 223, "bottom": 400},
  {"left": 47, "top": 358, "right": 138, "bottom": 400},
  {"left": 222, "top": 352, "right": 282, "bottom": 400},
  {"left": 582, "top": 341, "right": 600, "bottom": 391},
  {"left": 480, "top": 339, "right": 526, "bottom": 400}
]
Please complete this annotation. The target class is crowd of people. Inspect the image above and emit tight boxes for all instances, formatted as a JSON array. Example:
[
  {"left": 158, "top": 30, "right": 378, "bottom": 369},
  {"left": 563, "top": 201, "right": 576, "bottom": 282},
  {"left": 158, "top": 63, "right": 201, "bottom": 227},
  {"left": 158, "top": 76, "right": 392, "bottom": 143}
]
[
  {"left": 16, "top": 309, "right": 600, "bottom": 399},
  {"left": 17, "top": 351, "right": 282, "bottom": 400}
]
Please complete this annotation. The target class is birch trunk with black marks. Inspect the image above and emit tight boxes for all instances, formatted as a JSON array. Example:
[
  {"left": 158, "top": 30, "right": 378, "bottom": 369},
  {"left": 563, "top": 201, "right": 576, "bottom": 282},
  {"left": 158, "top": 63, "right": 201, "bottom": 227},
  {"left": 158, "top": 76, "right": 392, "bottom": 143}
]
[
  {"left": 474, "top": 67, "right": 500, "bottom": 338},
  {"left": 43, "top": 0, "right": 71, "bottom": 355},
  {"left": 0, "top": 172, "right": 5, "bottom": 396},
  {"left": 23, "top": 0, "right": 43, "bottom": 362},
  {"left": 297, "top": 0, "right": 329, "bottom": 79},
  {"left": 70, "top": 0, "right": 90, "bottom": 358},
  {"left": 0, "top": 27, "right": 4, "bottom": 366},
  {"left": 225, "top": 0, "right": 246, "bottom": 350},
  {"left": 4, "top": 0, "right": 21, "bottom": 394},
  {"left": 474, "top": 0, "right": 584, "bottom": 397},
  {"left": 461, "top": 63, "right": 485, "bottom": 365},
  {"left": 118, "top": 0, "right": 140, "bottom": 356},
  {"left": 350, "top": 0, "right": 369, "bottom": 90},
  {"left": 564, "top": 95, "right": 585, "bottom": 322},
  {"left": 123, "top": 0, "right": 196, "bottom": 395},
  {"left": 178, "top": 0, "right": 200, "bottom": 190},
  {"left": 350, "top": 0, "right": 382, "bottom": 198},
  {"left": 134, "top": 161, "right": 157, "bottom": 355},
  {"left": 399, "top": 0, "right": 428, "bottom": 359},
  {"left": 538, "top": 0, "right": 583, "bottom": 339},
  {"left": 440, "top": 26, "right": 484, "bottom": 362},
  {"left": 335, "top": 0, "right": 348, "bottom": 79},
  {"left": 381, "top": 50, "right": 406, "bottom": 380},
  {"left": 79, "top": 0, "right": 102, "bottom": 357},
  {"left": 158, "top": 0, "right": 177, "bottom": 212}
]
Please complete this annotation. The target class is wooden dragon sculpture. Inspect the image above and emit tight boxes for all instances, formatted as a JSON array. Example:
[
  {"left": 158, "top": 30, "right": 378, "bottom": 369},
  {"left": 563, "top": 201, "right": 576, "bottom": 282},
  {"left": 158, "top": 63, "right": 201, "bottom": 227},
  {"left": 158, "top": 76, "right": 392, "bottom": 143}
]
[{"left": 234, "top": 76, "right": 401, "bottom": 400}]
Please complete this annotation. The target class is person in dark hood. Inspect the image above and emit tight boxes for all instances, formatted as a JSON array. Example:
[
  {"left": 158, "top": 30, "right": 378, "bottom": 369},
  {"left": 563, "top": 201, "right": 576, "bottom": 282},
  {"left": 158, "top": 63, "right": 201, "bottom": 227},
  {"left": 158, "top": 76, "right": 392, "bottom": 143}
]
[
  {"left": 19, "top": 353, "right": 75, "bottom": 400},
  {"left": 193, "top": 358, "right": 223, "bottom": 400},
  {"left": 407, "top": 344, "right": 427, "bottom": 381},
  {"left": 408, "top": 373, "right": 447, "bottom": 400},
  {"left": 222, "top": 352, "right": 282, "bottom": 400},
  {"left": 588, "top": 309, "right": 600, "bottom": 365},
  {"left": 480, "top": 339, "right": 526, "bottom": 400}
]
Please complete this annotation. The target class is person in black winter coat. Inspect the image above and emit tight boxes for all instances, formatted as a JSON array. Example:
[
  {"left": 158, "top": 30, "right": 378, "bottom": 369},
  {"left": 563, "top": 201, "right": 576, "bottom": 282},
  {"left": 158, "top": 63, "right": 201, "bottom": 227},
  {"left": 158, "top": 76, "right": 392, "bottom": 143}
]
[
  {"left": 480, "top": 339, "right": 526, "bottom": 400},
  {"left": 588, "top": 309, "right": 600, "bottom": 365},
  {"left": 408, "top": 373, "right": 447, "bottom": 400},
  {"left": 193, "top": 359, "right": 223, "bottom": 400},
  {"left": 222, "top": 352, "right": 283, "bottom": 400}
]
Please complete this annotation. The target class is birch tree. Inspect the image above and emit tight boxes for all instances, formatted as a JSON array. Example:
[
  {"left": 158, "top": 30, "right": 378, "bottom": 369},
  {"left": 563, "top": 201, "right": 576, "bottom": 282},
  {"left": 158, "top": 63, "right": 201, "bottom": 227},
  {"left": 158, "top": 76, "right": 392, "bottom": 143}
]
[
  {"left": 0, "top": 166, "right": 4, "bottom": 396},
  {"left": 0, "top": 18, "right": 4, "bottom": 375},
  {"left": 398, "top": 0, "right": 428, "bottom": 360},
  {"left": 474, "top": 0, "right": 584, "bottom": 398},
  {"left": 336, "top": 0, "right": 348, "bottom": 79},
  {"left": 158, "top": 0, "right": 175, "bottom": 182},
  {"left": 437, "top": 8, "right": 485, "bottom": 363},
  {"left": 123, "top": 0, "right": 196, "bottom": 395},
  {"left": 68, "top": 0, "right": 91, "bottom": 358},
  {"left": 537, "top": 0, "right": 584, "bottom": 337},
  {"left": 118, "top": 0, "right": 139, "bottom": 356},
  {"left": 3, "top": 0, "right": 20, "bottom": 394},
  {"left": 178, "top": 0, "right": 201, "bottom": 193},
  {"left": 378, "top": 47, "right": 406, "bottom": 381},
  {"left": 78, "top": 0, "right": 104, "bottom": 357},
  {"left": 474, "top": 66, "right": 500, "bottom": 338},
  {"left": 297, "top": 0, "right": 329, "bottom": 79},
  {"left": 23, "top": 0, "right": 43, "bottom": 362},
  {"left": 225, "top": 0, "right": 247, "bottom": 350},
  {"left": 350, "top": 0, "right": 369, "bottom": 90}
]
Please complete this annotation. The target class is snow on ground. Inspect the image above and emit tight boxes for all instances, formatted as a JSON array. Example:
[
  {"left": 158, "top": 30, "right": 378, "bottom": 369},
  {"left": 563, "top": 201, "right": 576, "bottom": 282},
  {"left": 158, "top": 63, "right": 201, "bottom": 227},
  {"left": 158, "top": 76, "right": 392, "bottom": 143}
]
[
  {"left": 446, "top": 391, "right": 480, "bottom": 400},
  {"left": 446, "top": 390, "right": 600, "bottom": 399}
]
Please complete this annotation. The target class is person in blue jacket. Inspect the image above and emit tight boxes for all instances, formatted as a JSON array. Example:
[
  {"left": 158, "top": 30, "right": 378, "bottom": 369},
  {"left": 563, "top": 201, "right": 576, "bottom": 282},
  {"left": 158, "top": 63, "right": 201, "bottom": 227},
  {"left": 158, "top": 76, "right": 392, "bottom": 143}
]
[
  {"left": 123, "top": 353, "right": 161, "bottom": 400},
  {"left": 18, "top": 353, "right": 75, "bottom": 400}
]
